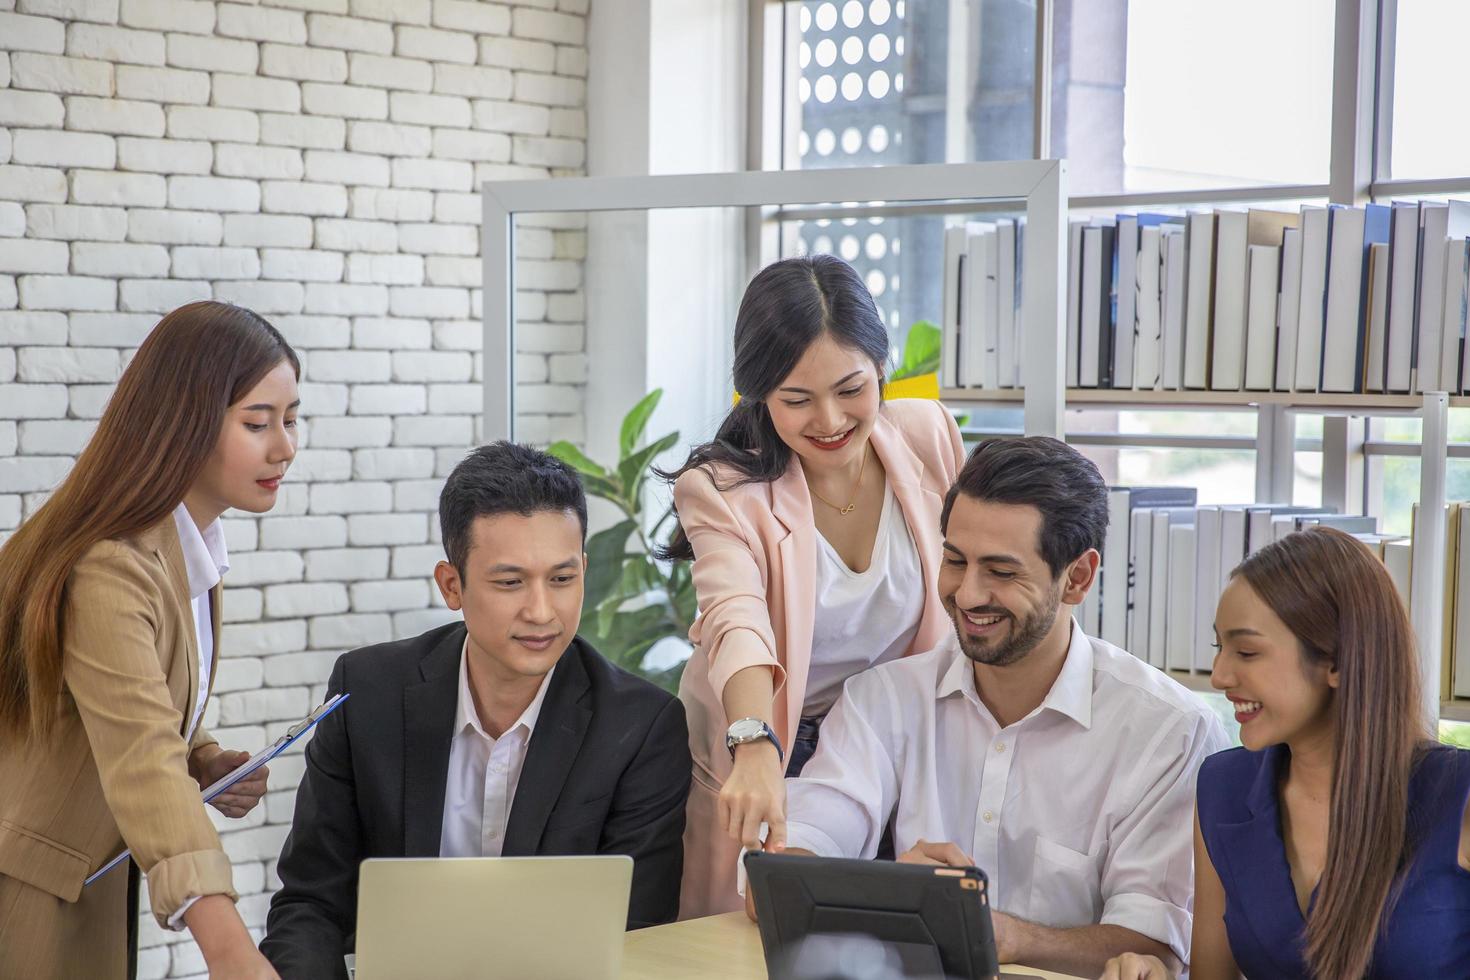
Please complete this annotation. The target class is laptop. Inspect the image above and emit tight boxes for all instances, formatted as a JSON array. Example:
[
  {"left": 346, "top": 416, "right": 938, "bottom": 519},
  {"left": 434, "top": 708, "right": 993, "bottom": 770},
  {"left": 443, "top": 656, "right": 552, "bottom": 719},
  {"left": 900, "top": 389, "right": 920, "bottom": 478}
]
[{"left": 352, "top": 855, "right": 632, "bottom": 980}]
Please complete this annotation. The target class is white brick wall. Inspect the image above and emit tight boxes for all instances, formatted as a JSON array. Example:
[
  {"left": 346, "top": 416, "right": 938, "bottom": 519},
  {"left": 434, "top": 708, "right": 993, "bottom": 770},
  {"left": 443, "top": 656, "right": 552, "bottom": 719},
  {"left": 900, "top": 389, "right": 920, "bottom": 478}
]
[{"left": 0, "top": 2, "right": 588, "bottom": 975}]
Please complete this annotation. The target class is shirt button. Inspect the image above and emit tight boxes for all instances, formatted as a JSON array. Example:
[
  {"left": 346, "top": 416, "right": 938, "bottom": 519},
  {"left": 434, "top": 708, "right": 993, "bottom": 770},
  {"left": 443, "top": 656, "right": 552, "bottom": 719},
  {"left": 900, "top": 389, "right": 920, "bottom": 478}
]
[
  {"left": 487, "top": 828, "right": 499, "bottom": 839},
  {"left": 490, "top": 763, "right": 506, "bottom": 774},
  {"left": 982, "top": 811, "right": 994, "bottom": 824},
  {"left": 994, "top": 742, "right": 1006, "bottom": 753}
]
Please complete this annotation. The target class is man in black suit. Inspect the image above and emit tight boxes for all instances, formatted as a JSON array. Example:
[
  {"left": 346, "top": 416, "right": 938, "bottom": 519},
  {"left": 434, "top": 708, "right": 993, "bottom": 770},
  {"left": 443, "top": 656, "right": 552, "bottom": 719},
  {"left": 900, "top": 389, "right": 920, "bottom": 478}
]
[{"left": 261, "top": 442, "right": 692, "bottom": 980}]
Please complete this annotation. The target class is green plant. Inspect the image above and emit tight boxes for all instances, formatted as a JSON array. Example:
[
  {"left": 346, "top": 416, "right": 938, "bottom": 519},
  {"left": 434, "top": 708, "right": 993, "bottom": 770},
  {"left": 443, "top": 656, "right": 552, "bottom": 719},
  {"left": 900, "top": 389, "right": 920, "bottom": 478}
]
[
  {"left": 547, "top": 390, "right": 695, "bottom": 691},
  {"left": 891, "top": 319, "right": 941, "bottom": 380}
]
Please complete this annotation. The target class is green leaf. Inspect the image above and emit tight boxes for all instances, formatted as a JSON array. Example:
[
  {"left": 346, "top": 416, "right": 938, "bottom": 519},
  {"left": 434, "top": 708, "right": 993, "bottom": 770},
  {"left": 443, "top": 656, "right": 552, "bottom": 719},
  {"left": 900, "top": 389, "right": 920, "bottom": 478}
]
[
  {"left": 583, "top": 521, "right": 636, "bottom": 611},
  {"left": 619, "top": 389, "right": 664, "bottom": 459},
  {"left": 891, "top": 320, "right": 941, "bottom": 380},
  {"left": 617, "top": 431, "right": 680, "bottom": 502},
  {"left": 547, "top": 440, "right": 612, "bottom": 482}
]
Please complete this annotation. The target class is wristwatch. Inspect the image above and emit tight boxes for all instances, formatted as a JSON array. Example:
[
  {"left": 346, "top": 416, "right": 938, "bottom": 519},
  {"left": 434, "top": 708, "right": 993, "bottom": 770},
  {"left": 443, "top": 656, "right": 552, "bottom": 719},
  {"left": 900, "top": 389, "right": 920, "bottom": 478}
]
[{"left": 726, "top": 717, "right": 784, "bottom": 762}]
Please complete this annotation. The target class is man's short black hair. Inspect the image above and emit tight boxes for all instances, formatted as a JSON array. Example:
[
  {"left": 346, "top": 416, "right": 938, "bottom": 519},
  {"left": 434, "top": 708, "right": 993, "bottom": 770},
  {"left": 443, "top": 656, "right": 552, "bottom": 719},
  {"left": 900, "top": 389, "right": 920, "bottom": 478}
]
[
  {"left": 940, "top": 436, "right": 1109, "bottom": 578},
  {"left": 439, "top": 441, "right": 588, "bottom": 571}
]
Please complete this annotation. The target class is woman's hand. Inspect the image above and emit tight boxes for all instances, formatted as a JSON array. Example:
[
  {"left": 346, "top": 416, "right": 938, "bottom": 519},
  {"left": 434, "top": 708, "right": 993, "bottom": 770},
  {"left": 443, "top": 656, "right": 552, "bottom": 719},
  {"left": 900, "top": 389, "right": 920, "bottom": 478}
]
[
  {"left": 189, "top": 745, "right": 268, "bottom": 819},
  {"left": 719, "top": 739, "right": 787, "bottom": 852},
  {"left": 186, "top": 895, "right": 280, "bottom": 979},
  {"left": 1098, "top": 953, "right": 1171, "bottom": 980}
]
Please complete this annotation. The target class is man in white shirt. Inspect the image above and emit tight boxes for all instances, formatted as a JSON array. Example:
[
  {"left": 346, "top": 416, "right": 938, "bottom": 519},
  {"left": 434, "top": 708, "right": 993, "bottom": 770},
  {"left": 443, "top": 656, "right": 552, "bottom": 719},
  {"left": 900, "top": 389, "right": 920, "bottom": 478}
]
[
  {"left": 775, "top": 437, "right": 1230, "bottom": 978},
  {"left": 262, "top": 443, "right": 692, "bottom": 980}
]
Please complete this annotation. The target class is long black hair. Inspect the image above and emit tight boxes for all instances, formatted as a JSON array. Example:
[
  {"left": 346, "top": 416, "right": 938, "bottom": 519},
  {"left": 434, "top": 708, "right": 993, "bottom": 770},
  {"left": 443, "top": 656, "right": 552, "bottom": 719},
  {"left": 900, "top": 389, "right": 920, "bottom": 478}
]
[{"left": 657, "top": 254, "right": 890, "bottom": 561}]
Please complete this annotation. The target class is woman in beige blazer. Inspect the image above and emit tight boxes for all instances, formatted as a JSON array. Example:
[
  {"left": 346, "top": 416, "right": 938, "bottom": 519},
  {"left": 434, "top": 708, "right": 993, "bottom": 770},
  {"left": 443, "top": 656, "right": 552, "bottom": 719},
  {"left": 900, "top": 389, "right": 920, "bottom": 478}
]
[
  {"left": 661, "top": 256, "right": 966, "bottom": 917},
  {"left": 0, "top": 302, "right": 300, "bottom": 979}
]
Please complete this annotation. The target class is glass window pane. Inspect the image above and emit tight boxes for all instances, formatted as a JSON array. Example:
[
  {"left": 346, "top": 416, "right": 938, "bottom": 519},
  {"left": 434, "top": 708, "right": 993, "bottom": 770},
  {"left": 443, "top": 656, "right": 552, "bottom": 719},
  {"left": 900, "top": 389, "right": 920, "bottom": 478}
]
[
  {"left": 784, "top": 0, "right": 1036, "bottom": 171},
  {"left": 1389, "top": 0, "right": 1470, "bottom": 180},
  {"left": 1056, "top": 0, "right": 1334, "bottom": 196}
]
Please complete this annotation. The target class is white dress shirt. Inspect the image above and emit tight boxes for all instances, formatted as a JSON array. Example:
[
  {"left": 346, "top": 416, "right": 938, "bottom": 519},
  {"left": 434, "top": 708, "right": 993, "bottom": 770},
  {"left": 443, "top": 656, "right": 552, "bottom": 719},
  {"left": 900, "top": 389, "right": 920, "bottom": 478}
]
[
  {"left": 784, "top": 619, "right": 1230, "bottom": 962},
  {"left": 171, "top": 503, "right": 229, "bottom": 743},
  {"left": 439, "top": 638, "right": 557, "bottom": 858},
  {"left": 167, "top": 503, "right": 229, "bottom": 930},
  {"left": 805, "top": 484, "right": 924, "bottom": 716}
]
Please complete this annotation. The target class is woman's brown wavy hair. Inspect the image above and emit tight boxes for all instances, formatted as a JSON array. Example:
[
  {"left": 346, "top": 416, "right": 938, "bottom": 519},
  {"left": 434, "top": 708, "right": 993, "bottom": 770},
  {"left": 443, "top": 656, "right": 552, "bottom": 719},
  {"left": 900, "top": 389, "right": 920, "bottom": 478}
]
[
  {"left": 0, "top": 301, "right": 298, "bottom": 741},
  {"left": 1232, "top": 526, "right": 1432, "bottom": 980}
]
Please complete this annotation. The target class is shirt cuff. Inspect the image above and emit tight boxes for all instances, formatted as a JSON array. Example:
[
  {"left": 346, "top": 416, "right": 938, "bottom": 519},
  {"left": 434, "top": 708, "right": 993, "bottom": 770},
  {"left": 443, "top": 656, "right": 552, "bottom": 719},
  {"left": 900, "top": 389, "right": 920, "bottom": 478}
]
[
  {"left": 784, "top": 822, "right": 845, "bottom": 858},
  {"left": 166, "top": 894, "right": 202, "bottom": 931},
  {"left": 1100, "top": 891, "right": 1192, "bottom": 964}
]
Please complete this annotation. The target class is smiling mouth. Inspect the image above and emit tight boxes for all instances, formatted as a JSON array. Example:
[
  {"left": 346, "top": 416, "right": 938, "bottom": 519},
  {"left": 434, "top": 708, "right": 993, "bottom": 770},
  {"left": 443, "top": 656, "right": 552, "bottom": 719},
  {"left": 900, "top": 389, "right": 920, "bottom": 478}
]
[{"left": 1228, "top": 697, "right": 1263, "bottom": 720}]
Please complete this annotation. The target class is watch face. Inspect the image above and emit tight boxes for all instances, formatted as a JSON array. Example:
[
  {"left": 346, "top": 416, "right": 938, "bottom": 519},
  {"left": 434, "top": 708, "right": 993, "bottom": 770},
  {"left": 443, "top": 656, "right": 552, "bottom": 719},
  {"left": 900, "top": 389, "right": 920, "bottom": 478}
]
[{"left": 729, "top": 718, "right": 766, "bottom": 741}]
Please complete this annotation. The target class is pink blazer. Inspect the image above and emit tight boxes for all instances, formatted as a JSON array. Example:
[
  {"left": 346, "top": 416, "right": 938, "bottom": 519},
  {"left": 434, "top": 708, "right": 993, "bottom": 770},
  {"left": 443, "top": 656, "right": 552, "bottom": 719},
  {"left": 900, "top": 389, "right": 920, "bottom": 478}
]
[{"left": 673, "top": 398, "right": 966, "bottom": 917}]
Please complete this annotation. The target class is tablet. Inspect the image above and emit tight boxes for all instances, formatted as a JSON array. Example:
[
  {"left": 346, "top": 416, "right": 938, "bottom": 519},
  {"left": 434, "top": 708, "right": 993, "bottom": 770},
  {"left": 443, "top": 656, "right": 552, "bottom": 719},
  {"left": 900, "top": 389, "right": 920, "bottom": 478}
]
[{"left": 744, "top": 852, "right": 1001, "bottom": 980}]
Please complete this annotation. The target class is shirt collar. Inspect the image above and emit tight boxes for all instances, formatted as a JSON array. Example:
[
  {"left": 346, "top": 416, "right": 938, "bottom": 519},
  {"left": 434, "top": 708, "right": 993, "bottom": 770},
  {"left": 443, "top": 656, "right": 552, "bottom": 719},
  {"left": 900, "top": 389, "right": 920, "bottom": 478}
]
[
  {"left": 171, "top": 502, "right": 229, "bottom": 600},
  {"left": 454, "top": 636, "right": 557, "bottom": 741},
  {"left": 935, "top": 616, "right": 1094, "bottom": 730}
]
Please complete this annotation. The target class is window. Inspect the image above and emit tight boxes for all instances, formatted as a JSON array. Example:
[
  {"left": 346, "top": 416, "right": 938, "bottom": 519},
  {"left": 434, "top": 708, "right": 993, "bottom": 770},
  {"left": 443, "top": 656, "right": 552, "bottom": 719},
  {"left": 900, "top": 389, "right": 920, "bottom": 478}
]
[{"left": 1386, "top": 0, "right": 1470, "bottom": 180}]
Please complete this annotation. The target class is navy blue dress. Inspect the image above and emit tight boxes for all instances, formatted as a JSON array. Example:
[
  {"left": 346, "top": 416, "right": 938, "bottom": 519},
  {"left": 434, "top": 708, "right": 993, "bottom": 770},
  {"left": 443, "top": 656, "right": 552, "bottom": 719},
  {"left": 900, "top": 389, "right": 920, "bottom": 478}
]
[{"left": 1197, "top": 743, "right": 1470, "bottom": 979}]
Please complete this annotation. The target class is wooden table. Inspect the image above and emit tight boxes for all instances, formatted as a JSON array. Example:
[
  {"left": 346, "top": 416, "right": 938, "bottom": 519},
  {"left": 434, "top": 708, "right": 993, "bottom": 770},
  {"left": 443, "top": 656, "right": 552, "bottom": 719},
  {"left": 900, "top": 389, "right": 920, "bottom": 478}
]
[{"left": 620, "top": 912, "right": 1087, "bottom": 979}]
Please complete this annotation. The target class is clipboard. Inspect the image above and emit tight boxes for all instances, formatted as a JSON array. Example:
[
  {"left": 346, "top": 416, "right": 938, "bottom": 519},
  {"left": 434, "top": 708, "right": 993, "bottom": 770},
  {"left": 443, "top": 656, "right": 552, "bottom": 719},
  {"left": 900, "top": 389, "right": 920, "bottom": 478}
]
[{"left": 85, "top": 692, "right": 350, "bottom": 885}]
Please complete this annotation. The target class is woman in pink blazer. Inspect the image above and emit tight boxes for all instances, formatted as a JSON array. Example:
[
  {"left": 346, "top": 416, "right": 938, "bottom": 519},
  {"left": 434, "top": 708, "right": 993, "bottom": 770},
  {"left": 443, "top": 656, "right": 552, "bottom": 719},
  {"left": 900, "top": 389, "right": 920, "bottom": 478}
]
[{"left": 660, "top": 255, "right": 965, "bottom": 917}]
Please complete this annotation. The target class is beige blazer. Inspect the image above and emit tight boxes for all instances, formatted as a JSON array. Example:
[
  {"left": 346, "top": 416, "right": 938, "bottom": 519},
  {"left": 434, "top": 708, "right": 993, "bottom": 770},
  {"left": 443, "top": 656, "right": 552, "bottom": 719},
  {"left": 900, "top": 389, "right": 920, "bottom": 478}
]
[
  {"left": 0, "top": 518, "right": 235, "bottom": 979},
  {"left": 674, "top": 399, "right": 966, "bottom": 917}
]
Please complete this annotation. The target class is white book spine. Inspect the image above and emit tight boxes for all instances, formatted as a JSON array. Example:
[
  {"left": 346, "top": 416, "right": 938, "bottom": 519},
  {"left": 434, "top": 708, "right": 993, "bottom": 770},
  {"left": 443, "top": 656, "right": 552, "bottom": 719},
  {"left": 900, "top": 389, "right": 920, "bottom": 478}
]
[
  {"left": 1162, "top": 228, "right": 1187, "bottom": 390},
  {"left": 1276, "top": 226, "right": 1304, "bottom": 391},
  {"left": 1320, "top": 206, "right": 1364, "bottom": 394},
  {"left": 1134, "top": 226, "right": 1163, "bottom": 390},
  {"left": 1066, "top": 220, "right": 1085, "bottom": 388},
  {"left": 996, "top": 219, "right": 1017, "bottom": 388},
  {"left": 1210, "top": 211, "right": 1249, "bottom": 391},
  {"left": 1193, "top": 507, "right": 1222, "bottom": 672},
  {"left": 1441, "top": 238, "right": 1468, "bottom": 394},
  {"left": 1183, "top": 212, "right": 1215, "bottom": 389},
  {"left": 1129, "top": 511, "right": 1152, "bottom": 657},
  {"left": 1417, "top": 205, "right": 1450, "bottom": 392},
  {"left": 1166, "top": 524, "right": 1196, "bottom": 673},
  {"left": 1294, "top": 206, "right": 1330, "bottom": 392},
  {"left": 1244, "top": 244, "right": 1280, "bottom": 391},
  {"left": 1148, "top": 511, "right": 1172, "bottom": 668},
  {"left": 1385, "top": 203, "right": 1420, "bottom": 393},
  {"left": 1080, "top": 226, "right": 1103, "bottom": 388},
  {"left": 1365, "top": 242, "right": 1390, "bottom": 393},
  {"left": 941, "top": 225, "right": 967, "bottom": 389},
  {"left": 1115, "top": 218, "right": 1138, "bottom": 389}
]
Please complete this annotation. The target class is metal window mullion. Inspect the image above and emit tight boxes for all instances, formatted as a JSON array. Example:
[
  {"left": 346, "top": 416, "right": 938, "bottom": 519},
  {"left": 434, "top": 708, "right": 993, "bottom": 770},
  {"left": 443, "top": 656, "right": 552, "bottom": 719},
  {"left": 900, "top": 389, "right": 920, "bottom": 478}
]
[
  {"left": 1033, "top": 0, "right": 1052, "bottom": 161},
  {"left": 1374, "top": 0, "right": 1399, "bottom": 182},
  {"left": 1329, "top": 0, "right": 1377, "bottom": 205}
]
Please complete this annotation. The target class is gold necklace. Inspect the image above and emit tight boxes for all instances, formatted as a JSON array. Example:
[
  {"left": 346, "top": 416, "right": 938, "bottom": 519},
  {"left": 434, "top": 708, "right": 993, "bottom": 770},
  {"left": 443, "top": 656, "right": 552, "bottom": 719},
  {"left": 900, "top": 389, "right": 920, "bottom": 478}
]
[{"left": 807, "top": 446, "right": 868, "bottom": 516}]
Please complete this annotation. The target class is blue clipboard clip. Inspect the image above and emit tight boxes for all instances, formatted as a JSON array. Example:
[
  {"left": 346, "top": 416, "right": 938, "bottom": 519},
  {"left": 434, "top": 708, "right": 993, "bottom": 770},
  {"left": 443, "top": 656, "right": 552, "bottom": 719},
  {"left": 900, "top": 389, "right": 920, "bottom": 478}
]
[{"left": 85, "top": 692, "right": 350, "bottom": 886}]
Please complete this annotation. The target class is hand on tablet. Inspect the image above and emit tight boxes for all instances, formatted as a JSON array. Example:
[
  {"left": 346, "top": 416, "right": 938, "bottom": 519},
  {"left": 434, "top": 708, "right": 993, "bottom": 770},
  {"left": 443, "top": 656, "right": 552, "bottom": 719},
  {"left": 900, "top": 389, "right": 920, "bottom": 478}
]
[
  {"left": 720, "top": 740, "right": 787, "bottom": 852},
  {"left": 896, "top": 839, "right": 974, "bottom": 868},
  {"left": 1097, "top": 952, "right": 1171, "bottom": 980}
]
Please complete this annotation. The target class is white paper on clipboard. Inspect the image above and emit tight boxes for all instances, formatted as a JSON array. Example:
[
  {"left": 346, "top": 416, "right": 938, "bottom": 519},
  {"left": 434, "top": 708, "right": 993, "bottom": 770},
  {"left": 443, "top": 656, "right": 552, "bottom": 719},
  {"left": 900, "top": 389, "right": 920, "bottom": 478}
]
[{"left": 85, "top": 692, "right": 350, "bottom": 885}]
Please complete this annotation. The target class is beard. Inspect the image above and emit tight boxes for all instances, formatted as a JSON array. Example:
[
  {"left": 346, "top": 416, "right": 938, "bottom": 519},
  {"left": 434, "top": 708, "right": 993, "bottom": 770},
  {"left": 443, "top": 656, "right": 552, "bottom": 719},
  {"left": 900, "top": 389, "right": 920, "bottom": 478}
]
[{"left": 947, "top": 583, "right": 1062, "bottom": 667}]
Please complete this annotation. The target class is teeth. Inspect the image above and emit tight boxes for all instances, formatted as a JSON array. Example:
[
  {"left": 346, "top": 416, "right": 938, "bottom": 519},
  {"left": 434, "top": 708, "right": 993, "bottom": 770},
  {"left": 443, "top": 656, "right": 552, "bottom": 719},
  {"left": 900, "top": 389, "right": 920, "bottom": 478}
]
[
  {"left": 964, "top": 612, "right": 1004, "bottom": 627},
  {"left": 812, "top": 430, "right": 849, "bottom": 443},
  {"left": 1235, "top": 701, "right": 1262, "bottom": 713}
]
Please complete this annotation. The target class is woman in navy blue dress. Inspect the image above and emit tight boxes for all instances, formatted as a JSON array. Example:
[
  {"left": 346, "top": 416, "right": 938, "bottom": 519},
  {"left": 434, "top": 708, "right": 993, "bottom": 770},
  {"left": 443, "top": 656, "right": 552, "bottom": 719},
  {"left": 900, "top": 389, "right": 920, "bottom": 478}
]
[{"left": 1102, "top": 527, "right": 1470, "bottom": 980}]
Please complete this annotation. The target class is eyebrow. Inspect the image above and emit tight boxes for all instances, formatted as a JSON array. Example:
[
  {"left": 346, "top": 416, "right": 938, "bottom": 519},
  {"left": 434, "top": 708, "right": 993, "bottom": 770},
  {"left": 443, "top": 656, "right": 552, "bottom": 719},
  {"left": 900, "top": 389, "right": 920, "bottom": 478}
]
[
  {"left": 941, "top": 543, "right": 1023, "bottom": 565},
  {"left": 242, "top": 399, "right": 302, "bottom": 411},
  {"left": 486, "top": 559, "right": 581, "bottom": 574},
  {"left": 1222, "top": 627, "right": 1266, "bottom": 639},
  {"left": 777, "top": 370, "right": 864, "bottom": 395}
]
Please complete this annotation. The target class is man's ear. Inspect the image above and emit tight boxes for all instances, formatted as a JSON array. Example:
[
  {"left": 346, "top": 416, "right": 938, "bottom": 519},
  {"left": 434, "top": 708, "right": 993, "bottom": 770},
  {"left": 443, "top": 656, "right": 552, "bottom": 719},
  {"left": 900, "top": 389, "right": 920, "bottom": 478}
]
[
  {"left": 433, "top": 560, "right": 464, "bottom": 612},
  {"left": 1060, "top": 549, "right": 1099, "bottom": 606}
]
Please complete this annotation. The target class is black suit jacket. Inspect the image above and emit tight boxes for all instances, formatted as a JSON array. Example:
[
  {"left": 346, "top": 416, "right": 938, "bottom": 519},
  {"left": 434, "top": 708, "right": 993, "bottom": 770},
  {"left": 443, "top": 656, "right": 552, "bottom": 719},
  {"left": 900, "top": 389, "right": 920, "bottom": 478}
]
[{"left": 260, "top": 623, "right": 692, "bottom": 980}]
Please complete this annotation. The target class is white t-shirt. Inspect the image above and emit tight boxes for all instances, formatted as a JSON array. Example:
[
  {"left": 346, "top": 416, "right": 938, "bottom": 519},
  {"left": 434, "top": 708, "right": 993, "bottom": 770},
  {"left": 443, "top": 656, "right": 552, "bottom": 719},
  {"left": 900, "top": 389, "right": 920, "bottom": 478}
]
[{"left": 803, "top": 483, "right": 924, "bottom": 716}]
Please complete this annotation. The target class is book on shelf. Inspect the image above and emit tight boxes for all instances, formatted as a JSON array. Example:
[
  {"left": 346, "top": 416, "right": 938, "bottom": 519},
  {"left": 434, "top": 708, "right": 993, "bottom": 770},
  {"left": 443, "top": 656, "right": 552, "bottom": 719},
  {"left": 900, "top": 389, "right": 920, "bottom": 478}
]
[
  {"left": 1147, "top": 507, "right": 1196, "bottom": 669},
  {"left": 1183, "top": 211, "right": 1217, "bottom": 390},
  {"left": 1294, "top": 205, "right": 1332, "bottom": 392},
  {"left": 1100, "top": 486, "right": 1200, "bottom": 649},
  {"left": 1321, "top": 204, "right": 1390, "bottom": 393},
  {"left": 1165, "top": 522, "right": 1197, "bottom": 673},
  {"left": 937, "top": 195, "right": 1470, "bottom": 399},
  {"left": 1384, "top": 536, "right": 1413, "bottom": 608},
  {"left": 1246, "top": 504, "right": 1324, "bottom": 553},
  {"left": 1276, "top": 225, "right": 1305, "bottom": 391},
  {"left": 1384, "top": 201, "right": 1421, "bottom": 394}
]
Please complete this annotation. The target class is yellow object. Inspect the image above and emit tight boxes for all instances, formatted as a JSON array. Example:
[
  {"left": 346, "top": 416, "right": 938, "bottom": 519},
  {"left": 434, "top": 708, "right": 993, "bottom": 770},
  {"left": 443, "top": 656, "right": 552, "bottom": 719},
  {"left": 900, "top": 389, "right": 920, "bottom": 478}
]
[{"left": 733, "top": 372, "right": 941, "bottom": 406}]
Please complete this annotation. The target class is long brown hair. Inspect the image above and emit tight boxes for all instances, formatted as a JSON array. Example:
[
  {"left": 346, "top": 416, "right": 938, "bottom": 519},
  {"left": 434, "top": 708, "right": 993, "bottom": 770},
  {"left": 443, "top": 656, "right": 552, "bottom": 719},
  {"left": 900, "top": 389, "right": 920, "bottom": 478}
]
[
  {"left": 0, "top": 301, "right": 298, "bottom": 741},
  {"left": 1233, "top": 527, "right": 1431, "bottom": 980}
]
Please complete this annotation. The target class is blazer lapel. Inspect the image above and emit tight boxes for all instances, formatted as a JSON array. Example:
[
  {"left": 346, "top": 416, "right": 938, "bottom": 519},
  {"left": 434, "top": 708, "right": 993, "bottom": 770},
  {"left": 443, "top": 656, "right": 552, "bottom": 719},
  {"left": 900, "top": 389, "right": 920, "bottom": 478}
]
[
  {"left": 868, "top": 411, "right": 948, "bottom": 653},
  {"left": 402, "top": 627, "right": 464, "bottom": 857},
  {"left": 148, "top": 519, "right": 199, "bottom": 737},
  {"left": 769, "top": 464, "right": 816, "bottom": 745},
  {"left": 503, "top": 641, "right": 592, "bottom": 855}
]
